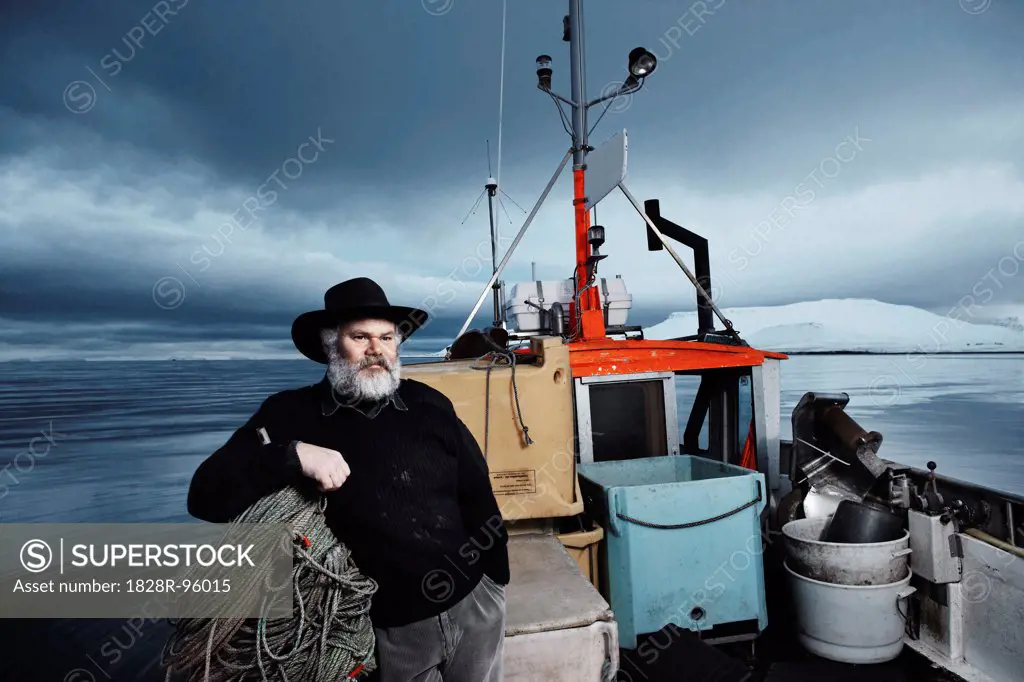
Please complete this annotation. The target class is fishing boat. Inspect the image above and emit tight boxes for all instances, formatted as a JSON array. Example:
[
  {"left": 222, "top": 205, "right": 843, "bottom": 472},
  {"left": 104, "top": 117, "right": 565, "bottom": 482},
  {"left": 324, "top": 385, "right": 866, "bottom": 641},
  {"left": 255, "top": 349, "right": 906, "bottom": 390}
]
[
  {"left": 14, "top": 3, "right": 1015, "bottom": 681},
  {"left": 401, "top": 2, "right": 1024, "bottom": 680}
]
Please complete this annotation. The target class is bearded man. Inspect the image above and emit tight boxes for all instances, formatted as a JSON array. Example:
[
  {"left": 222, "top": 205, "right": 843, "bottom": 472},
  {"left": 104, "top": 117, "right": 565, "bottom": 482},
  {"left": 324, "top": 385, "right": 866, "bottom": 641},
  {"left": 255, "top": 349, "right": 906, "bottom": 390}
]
[{"left": 186, "top": 277, "right": 509, "bottom": 682}]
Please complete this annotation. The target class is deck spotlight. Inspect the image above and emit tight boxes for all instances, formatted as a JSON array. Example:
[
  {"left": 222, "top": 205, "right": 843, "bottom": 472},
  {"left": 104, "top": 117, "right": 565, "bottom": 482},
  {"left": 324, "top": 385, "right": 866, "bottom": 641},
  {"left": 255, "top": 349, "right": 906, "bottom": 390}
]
[
  {"left": 586, "top": 225, "right": 607, "bottom": 279},
  {"left": 536, "top": 55, "right": 553, "bottom": 90},
  {"left": 628, "top": 47, "right": 657, "bottom": 79}
]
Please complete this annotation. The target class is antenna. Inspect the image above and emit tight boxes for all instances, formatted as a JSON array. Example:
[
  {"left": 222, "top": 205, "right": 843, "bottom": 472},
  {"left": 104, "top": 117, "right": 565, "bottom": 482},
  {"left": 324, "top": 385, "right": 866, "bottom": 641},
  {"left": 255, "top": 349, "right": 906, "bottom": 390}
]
[
  {"left": 482, "top": 0, "right": 525, "bottom": 330},
  {"left": 457, "top": 137, "right": 527, "bottom": 333},
  {"left": 497, "top": 0, "right": 506, "bottom": 190},
  {"left": 489, "top": 0, "right": 509, "bottom": 328}
]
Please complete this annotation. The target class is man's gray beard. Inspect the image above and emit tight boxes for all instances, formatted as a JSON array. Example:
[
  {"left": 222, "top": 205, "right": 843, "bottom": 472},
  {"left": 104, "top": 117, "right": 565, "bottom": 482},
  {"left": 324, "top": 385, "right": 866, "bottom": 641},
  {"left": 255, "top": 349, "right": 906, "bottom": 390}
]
[{"left": 325, "top": 348, "right": 402, "bottom": 403}]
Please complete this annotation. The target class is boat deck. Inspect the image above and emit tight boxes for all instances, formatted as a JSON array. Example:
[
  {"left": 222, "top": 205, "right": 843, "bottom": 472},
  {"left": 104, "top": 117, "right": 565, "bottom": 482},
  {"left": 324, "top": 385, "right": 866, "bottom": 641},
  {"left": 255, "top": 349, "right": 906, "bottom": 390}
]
[
  {"left": 7, "top": 620, "right": 963, "bottom": 682},
  {"left": 618, "top": 621, "right": 963, "bottom": 682},
  {"left": 2, "top": 541, "right": 972, "bottom": 682},
  {"left": 4, "top": 604, "right": 968, "bottom": 682},
  {"left": 613, "top": 549, "right": 968, "bottom": 682}
]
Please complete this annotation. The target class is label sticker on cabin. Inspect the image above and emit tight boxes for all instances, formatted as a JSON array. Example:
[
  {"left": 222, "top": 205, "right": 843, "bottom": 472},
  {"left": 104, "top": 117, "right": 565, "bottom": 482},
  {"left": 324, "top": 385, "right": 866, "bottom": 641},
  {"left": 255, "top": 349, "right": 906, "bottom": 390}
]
[{"left": 490, "top": 470, "right": 537, "bottom": 495}]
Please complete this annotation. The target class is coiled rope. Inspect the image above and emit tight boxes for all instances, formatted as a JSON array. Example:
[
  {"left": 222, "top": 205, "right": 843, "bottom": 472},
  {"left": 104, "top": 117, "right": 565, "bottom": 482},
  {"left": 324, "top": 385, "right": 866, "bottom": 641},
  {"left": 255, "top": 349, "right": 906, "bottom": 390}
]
[{"left": 161, "top": 486, "right": 378, "bottom": 681}]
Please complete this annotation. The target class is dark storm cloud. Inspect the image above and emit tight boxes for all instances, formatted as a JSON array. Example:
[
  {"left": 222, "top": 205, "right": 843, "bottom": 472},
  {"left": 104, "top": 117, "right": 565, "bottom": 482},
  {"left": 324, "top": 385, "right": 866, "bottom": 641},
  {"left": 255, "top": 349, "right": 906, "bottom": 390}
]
[
  {"left": 0, "top": 251, "right": 481, "bottom": 341},
  {"left": 4, "top": 0, "right": 1023, "bottom": 192},
  {"left": 1, "top": 1, "right": 1023, "bottom": 359},
  {"left": 0, "top": 0, "right": 532, "bottom": 192}
]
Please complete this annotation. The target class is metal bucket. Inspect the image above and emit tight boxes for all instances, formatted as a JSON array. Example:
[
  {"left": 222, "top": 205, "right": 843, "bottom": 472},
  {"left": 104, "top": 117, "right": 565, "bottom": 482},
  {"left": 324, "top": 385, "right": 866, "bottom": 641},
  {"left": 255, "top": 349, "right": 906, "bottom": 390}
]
[
  {"left": 782, "top": 516, "right": 912, "bottom": 585},
  {"left": 785, "top": 559, "right": 916, "bottom": 664}
]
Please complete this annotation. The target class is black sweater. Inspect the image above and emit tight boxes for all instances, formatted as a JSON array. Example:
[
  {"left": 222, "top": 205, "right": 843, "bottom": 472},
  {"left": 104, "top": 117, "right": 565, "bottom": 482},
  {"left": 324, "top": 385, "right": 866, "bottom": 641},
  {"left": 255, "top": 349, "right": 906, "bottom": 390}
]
[{"left": 186, "top": 377, "right": 510, "bottom": 628}]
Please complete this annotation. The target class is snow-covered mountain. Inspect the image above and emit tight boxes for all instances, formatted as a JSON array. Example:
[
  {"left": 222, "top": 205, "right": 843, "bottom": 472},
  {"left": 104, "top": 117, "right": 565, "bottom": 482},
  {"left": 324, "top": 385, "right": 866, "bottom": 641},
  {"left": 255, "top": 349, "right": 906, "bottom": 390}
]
[
  {"left": 643, "top": 299, "right": 1024, "bottom": 353},
  {"left": 987, "top": 316, "right": 1024, "bottom": 333}
]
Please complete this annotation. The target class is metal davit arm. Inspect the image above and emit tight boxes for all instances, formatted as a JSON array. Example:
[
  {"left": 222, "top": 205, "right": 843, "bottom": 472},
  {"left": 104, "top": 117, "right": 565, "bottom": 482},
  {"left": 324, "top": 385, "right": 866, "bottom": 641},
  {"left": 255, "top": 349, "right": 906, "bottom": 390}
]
[
  {"left": 454, "top": 149, "right": 573, "bottom": 341},
  {"left": 618, "top": 182, "right": 743, "bottom": 343},
  {"left": 643, "top": 198, "right": 714, "bottom": 338}
]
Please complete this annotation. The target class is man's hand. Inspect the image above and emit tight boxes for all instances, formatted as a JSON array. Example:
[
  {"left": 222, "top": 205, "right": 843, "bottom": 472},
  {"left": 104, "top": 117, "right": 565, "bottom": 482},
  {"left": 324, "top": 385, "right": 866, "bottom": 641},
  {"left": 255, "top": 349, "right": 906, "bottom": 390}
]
[{"left": 295, "top": 442, "right": 350, "bottom": 492}]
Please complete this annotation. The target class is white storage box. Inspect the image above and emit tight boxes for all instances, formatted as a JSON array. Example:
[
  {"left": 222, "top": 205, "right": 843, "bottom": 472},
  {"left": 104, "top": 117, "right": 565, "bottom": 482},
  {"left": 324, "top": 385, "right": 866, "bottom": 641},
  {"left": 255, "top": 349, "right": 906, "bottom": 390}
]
[
  {"left": 504, "top": 280, "right": 574, "bottom": 332},
  {"left": 504, "top": 277, "right": 632, "bottom": 332},
  {"left": 502, "top": 533, "right": 619, "bottom": 681}
]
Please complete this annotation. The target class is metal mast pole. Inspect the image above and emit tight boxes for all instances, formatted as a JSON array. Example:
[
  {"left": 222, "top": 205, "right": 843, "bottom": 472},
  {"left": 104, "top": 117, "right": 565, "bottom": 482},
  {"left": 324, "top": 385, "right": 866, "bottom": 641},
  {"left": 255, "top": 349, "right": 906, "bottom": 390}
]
[
  {"left": 568, "top": 0, "right": 605, "bottom": 339},
  {"left": 568, "top": 0, "right": 586, "bottom": 171},
  {"left": 486, "top": 175, "right": 501, "bottom": 327}
]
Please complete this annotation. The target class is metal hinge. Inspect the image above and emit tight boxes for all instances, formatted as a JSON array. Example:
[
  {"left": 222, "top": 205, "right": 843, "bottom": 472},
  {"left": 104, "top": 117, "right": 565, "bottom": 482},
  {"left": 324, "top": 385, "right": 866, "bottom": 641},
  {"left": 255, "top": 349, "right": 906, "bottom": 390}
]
[{"left": 948, "top": 533, "right": 963, "bottom": 558}]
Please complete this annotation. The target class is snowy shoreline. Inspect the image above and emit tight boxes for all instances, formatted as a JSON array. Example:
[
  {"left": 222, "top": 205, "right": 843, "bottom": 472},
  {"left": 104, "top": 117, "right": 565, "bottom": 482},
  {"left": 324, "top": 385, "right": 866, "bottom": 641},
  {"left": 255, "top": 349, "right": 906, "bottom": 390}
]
[{"left": 643, "top": 298, "right": 1024, "bottom": 354}]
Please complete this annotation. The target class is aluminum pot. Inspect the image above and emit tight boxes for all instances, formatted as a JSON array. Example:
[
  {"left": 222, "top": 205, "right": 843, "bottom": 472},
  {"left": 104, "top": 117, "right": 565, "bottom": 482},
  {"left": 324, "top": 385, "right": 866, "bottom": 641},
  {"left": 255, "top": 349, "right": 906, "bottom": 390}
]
[
  {"left": 785, "top": 559, "right": 916, "bottom": 664},
  {"left": 782, "top": 516, "right": 912, "bottom": 586}
]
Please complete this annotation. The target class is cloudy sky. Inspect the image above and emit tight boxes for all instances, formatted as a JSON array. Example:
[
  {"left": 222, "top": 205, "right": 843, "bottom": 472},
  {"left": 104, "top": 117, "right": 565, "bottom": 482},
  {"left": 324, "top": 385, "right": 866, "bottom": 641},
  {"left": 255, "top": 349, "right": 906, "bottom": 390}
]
[{"left": 1, "top": 0, "right": 1022, "bottom": 360}]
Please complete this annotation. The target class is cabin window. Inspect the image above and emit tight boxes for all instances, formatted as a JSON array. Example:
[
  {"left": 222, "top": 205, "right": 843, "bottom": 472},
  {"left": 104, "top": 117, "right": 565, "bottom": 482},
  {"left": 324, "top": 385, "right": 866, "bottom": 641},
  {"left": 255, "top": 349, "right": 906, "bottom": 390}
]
[
  {"left": 677, "top": 368, "right": 754, "bottom": 466},
  {"left": 574, "top": 372, "right": 679, "bottom": 463},
  {"left": 574, "top": 369, "right": 756, "bottom": 467},
  {"left": 589, "top": 380, "right": 667, "bottom": 461}
]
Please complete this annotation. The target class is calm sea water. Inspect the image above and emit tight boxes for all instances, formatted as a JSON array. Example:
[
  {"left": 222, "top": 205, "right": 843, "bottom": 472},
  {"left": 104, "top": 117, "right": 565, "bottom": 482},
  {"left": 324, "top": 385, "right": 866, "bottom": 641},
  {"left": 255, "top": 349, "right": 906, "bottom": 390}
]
[
  {"left": 2, "top": 354, "right": 1022, "bottom": 527},
  {"left": 0, "top": 355, "right": 1022, "bottom": 680}
]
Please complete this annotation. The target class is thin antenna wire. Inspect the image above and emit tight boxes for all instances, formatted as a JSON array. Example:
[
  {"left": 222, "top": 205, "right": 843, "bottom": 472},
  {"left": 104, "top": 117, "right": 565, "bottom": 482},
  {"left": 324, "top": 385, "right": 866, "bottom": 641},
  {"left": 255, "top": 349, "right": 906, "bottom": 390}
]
[
  {"left": 499, "top": 189, "right": 526, "bottom": 214},
  {"left": 460, "top": 189, "right": 487, "bottom": 224},
  {"left": 549, "top": 93, "right": 574, "bottom": 137},
  {"left": 498, "top": 197, "right": 515, "bottom": 225},
  {"left": 496, "top": 0, "right": 506, "bottom": 189}
]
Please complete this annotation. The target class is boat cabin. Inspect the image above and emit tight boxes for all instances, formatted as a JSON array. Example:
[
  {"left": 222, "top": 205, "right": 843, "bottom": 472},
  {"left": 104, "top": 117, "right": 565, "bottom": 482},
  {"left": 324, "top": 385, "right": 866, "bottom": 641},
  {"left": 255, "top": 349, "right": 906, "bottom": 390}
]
[{"left": 403, "top": 233, "right": 793, "bottom": 676}]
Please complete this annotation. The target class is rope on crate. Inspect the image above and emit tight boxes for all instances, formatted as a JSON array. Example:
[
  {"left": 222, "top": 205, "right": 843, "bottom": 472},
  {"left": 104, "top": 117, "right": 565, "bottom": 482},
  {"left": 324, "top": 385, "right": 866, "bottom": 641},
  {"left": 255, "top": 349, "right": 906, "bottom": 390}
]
[
  {"left": 471, "top": 336, "right": 533, "bottom": 458},
  {"left": 161, "top": 487, "right": 378, "bottom": 682}
]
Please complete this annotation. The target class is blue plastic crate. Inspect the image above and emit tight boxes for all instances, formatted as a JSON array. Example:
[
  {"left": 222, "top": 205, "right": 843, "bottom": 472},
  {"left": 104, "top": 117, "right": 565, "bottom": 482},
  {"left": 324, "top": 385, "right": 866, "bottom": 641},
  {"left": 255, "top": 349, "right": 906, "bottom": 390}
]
[{"left": 578, "top": 455, "right": 768, "bottom": 649}]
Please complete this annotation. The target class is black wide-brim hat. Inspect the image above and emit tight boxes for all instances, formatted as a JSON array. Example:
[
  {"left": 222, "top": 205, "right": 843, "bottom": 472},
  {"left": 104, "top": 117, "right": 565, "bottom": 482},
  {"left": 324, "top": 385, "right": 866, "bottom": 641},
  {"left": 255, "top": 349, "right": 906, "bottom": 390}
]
[{"left": 291, "top": 277, "right": 429, "bottom": 364}]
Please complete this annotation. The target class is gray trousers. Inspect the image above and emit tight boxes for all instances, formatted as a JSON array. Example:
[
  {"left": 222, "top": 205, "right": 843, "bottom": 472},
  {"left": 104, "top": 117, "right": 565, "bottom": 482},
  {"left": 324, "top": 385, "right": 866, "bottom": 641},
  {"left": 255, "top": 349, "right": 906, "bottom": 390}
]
[{"left": 374, "top": 574, "right": 506, "bottom": 681}]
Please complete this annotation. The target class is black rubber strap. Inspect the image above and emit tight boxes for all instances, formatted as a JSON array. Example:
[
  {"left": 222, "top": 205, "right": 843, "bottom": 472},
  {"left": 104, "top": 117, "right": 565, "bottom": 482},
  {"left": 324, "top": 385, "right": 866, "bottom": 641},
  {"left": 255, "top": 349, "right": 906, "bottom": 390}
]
[{"left": 615, "top": 481, "right": 762, "bottom": 530}]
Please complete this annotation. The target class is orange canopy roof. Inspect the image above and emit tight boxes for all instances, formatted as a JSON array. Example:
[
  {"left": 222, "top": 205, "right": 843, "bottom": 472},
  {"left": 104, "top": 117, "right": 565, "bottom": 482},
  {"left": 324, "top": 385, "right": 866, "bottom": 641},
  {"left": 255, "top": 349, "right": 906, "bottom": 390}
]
[{"left": 566, "top": 338, "right": 787, "bottom": 378}]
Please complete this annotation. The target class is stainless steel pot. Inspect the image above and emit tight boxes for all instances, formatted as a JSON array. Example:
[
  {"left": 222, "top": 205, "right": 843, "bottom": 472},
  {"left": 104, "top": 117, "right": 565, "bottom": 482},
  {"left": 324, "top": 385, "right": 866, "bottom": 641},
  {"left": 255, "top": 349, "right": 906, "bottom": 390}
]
[{"left": 783, "top": 515, "right": 912, "bottom": 586}]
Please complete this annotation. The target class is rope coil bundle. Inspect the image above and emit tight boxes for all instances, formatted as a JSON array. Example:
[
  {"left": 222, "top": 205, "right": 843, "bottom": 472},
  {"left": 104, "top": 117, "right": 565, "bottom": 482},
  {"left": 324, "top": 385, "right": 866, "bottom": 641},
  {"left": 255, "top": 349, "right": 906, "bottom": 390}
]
[{"left": 161, "top": 486, "right": 378, "bottom": 681}]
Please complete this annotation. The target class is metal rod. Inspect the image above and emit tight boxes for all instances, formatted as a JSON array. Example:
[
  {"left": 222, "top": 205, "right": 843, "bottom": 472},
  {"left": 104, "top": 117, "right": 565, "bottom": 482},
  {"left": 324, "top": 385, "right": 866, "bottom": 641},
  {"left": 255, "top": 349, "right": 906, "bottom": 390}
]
[
  {"left": 454, "top": 149, "right": 573, "bottom": 340},
  {"left": 618, "top": 182, "right": 739, "bottom": 336},
  {"left": 1007, "top": 500, "right": 1018, "bottom": 548},
  {"left": 569, "top": 0, "right": 586, "bottom": 168},
  {"left": 542, "top": 88, "right": 577, "bottom": 108},
  {"left": 585, "top": 83, "right": 636, "bottom": 109},
  {"left": 795, "top": 437, "right": 848, "bottom": 464}
]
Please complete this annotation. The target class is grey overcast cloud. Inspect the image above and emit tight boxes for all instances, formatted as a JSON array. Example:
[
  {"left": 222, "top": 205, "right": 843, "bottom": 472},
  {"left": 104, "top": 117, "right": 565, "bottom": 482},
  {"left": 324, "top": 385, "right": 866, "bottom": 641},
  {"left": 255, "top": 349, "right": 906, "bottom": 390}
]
[{"left": 1, "top": 0, "right": 1022, "bottom": 359}]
